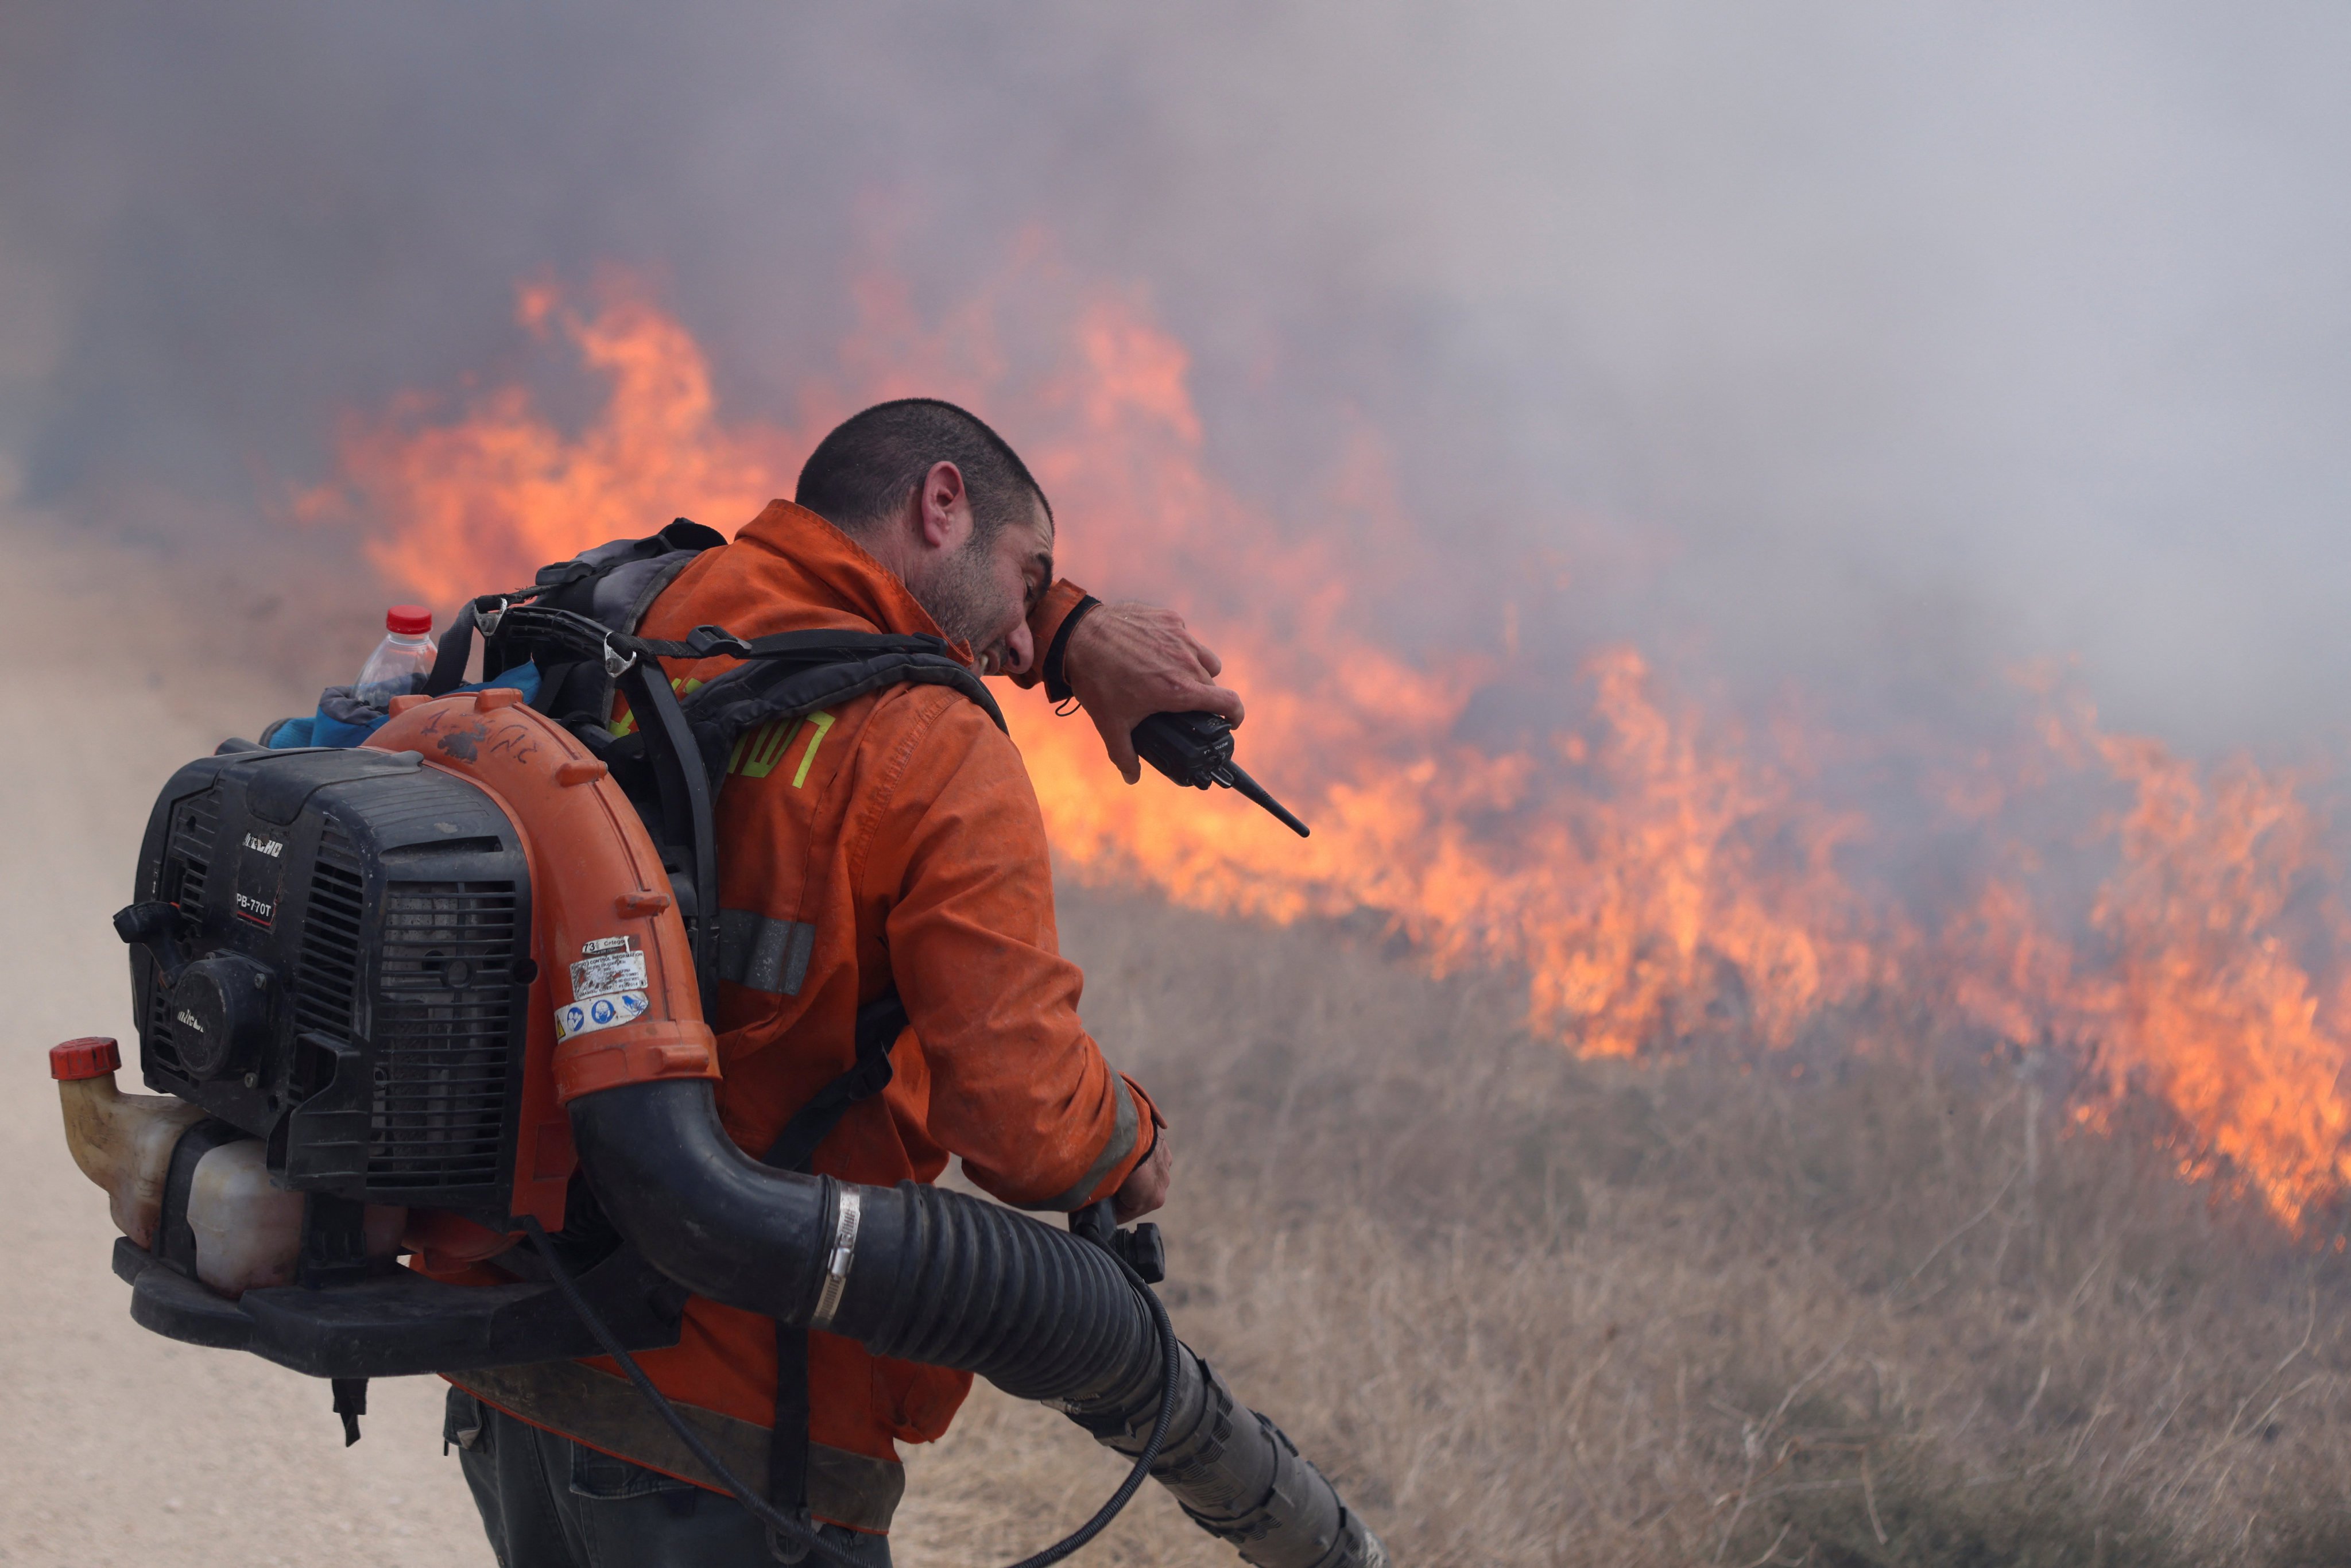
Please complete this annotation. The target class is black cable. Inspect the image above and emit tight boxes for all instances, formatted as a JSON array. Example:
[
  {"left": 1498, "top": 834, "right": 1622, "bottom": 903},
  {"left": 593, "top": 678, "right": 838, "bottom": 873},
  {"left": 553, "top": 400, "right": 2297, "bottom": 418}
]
[
  {"left": 521, "top": 1214, "right": 1181, "bottom": 1566},
  {"left": 520, "top": 1219, "right": 863, "bottom": 1568},
  {"left": 1004, "top": 1253, "right": 1181, "bottom": 1568}
]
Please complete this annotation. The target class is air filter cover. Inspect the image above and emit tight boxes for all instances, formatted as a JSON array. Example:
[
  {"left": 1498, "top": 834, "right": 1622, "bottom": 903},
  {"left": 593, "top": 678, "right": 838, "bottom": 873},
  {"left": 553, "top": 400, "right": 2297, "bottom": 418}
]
[{"left": 129, "top": 745, "right": 533, "bottom": 1215}]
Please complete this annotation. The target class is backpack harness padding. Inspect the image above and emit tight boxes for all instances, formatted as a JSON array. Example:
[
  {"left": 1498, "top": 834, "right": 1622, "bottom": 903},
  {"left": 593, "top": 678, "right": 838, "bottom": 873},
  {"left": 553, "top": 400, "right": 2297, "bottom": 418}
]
[{"left": 426, "top": 521, "right": 1000, "bottom": 1521}]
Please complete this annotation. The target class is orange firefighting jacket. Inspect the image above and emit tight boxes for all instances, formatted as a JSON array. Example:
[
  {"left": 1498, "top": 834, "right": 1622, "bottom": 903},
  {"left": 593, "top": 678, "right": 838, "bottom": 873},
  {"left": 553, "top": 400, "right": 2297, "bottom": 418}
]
[{"left": 453, "top": 501, "right": 1159, "bottom": 1532}]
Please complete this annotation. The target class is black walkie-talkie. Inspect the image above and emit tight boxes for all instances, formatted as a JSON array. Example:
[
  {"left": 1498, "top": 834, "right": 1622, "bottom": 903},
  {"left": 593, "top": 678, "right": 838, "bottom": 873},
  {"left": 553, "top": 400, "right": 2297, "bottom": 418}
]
[{"left": 1130, "top": 711, "right": 1310, "bottom": 838}]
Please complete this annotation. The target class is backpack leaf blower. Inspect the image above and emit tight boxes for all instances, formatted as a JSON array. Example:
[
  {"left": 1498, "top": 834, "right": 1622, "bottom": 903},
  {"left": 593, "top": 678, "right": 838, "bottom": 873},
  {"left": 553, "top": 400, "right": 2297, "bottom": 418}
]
[{"left": 56, "top": 578, "right": 1384, "bottom": 1566}]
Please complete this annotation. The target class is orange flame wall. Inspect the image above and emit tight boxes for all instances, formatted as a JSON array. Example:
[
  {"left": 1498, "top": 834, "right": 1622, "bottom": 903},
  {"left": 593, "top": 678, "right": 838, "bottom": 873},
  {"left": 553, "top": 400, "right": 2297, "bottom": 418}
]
[{"left": 297, "top": 266, "right": 2351, "bottom": 1233}]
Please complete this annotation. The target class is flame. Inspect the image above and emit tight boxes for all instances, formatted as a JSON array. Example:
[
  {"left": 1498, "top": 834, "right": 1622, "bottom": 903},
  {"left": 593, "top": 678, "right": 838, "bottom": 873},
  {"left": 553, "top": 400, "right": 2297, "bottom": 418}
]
[
  {"left": 1943, "top": 707, "right": 2351, "bottom": 1222},
  {"left": 304, "top": 265, "right": 2351, "bottom": 1230},
  {"left": 297, "top": 273, "right": 789, "bottom": 600}
]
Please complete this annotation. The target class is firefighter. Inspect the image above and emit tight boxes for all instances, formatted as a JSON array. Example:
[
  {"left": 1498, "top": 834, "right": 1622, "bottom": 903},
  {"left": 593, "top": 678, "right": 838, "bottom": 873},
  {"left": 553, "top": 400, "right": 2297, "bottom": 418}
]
[{"left": 445, "top": 398, "right": 1239, "bottom": 1567}]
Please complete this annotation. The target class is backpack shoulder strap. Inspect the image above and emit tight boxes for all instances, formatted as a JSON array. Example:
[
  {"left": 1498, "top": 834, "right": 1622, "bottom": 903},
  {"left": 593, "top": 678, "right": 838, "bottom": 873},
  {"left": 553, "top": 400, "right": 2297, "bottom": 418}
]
[
  {"left": 661, "top": 628, "right": 1005, "bottom": 785},
  {"left": 758, "top": 990, "right": 907, "bottom": 1176},
  {"left": 423, "top": 518, "right": 724, "bottom": 703},
  {"left": 758, "top": 988, "right": 909, "bottom": 1522},
  {"left": 523, "top": 520, "right": 726, "bottom": 722},
  {"left": 538, "top": 518, "right": 729, "bottom": 628}
]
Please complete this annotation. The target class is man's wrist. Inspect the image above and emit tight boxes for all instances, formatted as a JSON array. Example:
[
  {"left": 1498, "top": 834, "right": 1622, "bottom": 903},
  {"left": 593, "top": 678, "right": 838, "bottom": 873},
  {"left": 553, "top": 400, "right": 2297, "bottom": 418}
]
[{"left": 1041, "top": 594, "right": 1102, "bottom": 704}]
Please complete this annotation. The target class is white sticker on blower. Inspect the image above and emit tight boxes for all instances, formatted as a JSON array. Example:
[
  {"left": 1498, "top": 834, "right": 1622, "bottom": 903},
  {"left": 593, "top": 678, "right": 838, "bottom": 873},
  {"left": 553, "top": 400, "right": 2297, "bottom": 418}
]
[
  {"left": 555, "top": 989, "right": 649, "bottom": 1041},
  {"left": 571, "top": 949, "right": 649, "bottom": 1001}
]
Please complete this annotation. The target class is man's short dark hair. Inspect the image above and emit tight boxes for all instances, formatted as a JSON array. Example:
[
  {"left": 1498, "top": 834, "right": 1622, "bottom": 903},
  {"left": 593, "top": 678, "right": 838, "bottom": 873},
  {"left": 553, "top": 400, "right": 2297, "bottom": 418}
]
[{"left": 795, "top": 398, "right": 1051, "bottom": 544}]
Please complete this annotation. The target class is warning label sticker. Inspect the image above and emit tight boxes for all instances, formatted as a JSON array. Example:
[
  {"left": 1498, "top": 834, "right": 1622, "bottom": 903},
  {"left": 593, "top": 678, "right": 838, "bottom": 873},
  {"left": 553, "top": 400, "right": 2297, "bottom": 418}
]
[
  {"left": 580, "top": 935, "right": 634, "bottom": 957},
  {"left": 571, "top": 950, "right": 649, "bottom": 1001},
  {"left": 555, "top": 989, "right": 650, "bottom": 1042}
]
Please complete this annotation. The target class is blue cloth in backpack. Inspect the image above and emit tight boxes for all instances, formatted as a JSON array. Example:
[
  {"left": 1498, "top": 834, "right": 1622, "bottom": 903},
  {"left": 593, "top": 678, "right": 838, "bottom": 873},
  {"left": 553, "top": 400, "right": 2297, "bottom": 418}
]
[{"left": 262, "top": 665, "right": 544, "bottom": 749}]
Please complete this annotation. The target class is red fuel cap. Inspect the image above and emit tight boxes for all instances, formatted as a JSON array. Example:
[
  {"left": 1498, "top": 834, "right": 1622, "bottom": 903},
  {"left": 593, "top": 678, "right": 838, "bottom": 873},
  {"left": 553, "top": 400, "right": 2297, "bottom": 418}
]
[{"left": 49, "top": 1037, "right": 122, "bottom": 1081}]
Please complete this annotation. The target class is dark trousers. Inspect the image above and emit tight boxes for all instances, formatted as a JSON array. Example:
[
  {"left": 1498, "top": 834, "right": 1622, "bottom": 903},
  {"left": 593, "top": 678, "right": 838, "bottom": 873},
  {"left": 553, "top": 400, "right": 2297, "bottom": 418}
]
[{"left": 446, "top": 1385, "right": 893, "bottom": 1568}]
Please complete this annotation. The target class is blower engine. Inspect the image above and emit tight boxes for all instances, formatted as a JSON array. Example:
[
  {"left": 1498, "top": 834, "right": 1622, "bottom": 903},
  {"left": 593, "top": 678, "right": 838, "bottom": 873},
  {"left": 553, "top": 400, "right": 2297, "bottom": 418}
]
[{"left": 58, "top": 686, "right": 1387, "bottom": 1568}]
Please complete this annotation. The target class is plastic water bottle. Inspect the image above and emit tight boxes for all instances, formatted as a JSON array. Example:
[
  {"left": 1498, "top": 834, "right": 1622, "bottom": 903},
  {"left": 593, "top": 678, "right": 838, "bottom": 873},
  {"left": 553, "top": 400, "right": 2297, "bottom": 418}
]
[{"left": 354, "top": 605, "right": 439, "bottom": 708}]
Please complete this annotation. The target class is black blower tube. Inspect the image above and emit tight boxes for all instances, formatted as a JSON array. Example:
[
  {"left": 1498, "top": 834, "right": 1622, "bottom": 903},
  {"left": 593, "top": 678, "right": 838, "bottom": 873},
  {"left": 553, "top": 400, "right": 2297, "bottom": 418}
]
[{"left": 570, "top": 1080, "right": 1386, "bottom": 1568}]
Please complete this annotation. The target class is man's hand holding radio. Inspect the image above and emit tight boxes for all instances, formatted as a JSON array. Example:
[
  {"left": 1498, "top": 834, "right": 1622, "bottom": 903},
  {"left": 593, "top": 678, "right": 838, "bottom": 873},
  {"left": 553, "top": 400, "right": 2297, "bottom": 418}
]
[{"left": 1064, "top": 602, "right": 1245, "bottom": 784}]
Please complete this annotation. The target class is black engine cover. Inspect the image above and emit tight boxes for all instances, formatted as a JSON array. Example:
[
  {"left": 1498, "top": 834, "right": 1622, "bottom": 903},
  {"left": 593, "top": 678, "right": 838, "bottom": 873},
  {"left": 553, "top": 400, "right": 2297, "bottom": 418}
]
[{"left": 130, "top": 744, "right": 533, "bottom": 1215}]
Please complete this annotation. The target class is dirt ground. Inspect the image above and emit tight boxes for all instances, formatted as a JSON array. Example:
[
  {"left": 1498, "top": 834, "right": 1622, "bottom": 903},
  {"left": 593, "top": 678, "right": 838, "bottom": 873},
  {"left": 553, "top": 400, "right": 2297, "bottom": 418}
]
[
  {"left": 0, "top": 523, "right": 499, "bottom": 1566},
  {"left": 0, "top": 518, "right": 1234, "bottom": 1567}
]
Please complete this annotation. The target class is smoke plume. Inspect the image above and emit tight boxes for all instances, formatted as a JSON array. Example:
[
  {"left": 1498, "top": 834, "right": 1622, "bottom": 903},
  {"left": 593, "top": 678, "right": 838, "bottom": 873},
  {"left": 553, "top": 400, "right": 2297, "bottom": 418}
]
[
  {"left": 6, "top": 3, "right": 2350, "bottom": 744},
  {"left": 10, "top": 5, "right": 2351, "bottom": 1221}
]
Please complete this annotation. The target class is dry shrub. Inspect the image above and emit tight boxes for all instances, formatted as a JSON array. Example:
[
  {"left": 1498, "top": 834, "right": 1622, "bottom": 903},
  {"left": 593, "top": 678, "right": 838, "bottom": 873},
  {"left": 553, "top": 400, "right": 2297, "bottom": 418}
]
[{"left": 890, "top": 885, "right": 2351, "bottom": 1568}]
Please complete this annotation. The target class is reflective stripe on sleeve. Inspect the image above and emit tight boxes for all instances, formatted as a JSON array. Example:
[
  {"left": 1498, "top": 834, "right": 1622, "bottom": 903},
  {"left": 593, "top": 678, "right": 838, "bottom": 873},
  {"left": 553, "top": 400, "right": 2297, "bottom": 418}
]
[
  {"left": 716, "top": 911, "right": 819, "bottom": 996},
  {"left": 1026, "top": 1072, "right": 1140, "bottom": 1212}
]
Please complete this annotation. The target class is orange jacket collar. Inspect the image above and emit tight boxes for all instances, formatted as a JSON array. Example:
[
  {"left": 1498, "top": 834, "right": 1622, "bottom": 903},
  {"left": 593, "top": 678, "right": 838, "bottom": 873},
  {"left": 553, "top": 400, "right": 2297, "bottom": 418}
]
[{"left": 730, "top": 500, "right": 973, "bottom": 664}]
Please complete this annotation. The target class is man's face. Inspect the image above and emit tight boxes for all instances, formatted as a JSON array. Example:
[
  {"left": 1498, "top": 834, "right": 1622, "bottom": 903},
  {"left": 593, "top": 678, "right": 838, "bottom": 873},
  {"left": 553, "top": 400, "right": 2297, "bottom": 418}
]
[{"left": 907, "top": 496, "right": 1054, "bottom": 677}]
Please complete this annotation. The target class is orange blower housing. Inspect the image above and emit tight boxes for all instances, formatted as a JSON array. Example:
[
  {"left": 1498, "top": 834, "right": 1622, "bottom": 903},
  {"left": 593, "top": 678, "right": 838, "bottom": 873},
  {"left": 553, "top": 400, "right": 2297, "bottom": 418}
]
[
  {"left": 369, "top": 690, "right": 716, "bottom": 1248},
  {"left": 106, "top": 690, "right": 716, "bottom": 1374}
]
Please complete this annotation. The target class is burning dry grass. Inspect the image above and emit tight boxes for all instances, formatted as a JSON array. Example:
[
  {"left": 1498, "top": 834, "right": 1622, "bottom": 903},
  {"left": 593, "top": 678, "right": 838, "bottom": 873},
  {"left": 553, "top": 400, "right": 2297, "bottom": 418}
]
[
  {"left": 315, "top": 267, "right": 2351, "bottom": 1241},
  {"left": 892, "top": 886, "right": 2351, "bottom": 1567}
]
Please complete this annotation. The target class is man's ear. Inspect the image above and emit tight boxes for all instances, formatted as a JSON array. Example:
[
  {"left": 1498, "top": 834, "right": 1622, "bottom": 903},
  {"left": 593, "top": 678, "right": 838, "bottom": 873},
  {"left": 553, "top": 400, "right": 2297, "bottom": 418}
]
[{"left": 917, "top": 461, "right": 970, "bottom": 552}]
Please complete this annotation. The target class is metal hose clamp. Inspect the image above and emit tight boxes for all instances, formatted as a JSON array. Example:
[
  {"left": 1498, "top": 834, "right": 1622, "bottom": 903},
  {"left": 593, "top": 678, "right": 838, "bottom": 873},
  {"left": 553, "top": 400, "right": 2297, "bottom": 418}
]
[{"left": 809, "top": 1187, "right": 861, "bottom": 1330}]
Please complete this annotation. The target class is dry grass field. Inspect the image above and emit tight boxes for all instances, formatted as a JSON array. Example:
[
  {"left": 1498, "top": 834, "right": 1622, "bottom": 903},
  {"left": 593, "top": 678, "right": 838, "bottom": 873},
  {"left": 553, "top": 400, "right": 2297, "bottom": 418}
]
[
  {"left": 903, "top": 889, "right": 2351, "bottom": 1567},
  {"left": 9, "top": 520, "right": 2350, "bottom": 1567}
]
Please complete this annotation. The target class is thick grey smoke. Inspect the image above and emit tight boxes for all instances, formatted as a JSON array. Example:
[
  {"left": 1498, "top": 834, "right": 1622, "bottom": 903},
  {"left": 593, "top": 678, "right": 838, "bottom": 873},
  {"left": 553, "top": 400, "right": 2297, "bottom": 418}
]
[{"left": 3, "top": 3, "right": 2348, "bottom": 753}]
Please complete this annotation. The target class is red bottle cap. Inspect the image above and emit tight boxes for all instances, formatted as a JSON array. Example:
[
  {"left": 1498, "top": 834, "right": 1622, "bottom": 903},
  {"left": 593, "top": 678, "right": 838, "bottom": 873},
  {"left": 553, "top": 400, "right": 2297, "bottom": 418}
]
[
  {"left": 50, "top": 1037, "right": 122, "bottom": 1081},
  {"left": 386, "top": 604, "right": 433, "bottom": 636}
]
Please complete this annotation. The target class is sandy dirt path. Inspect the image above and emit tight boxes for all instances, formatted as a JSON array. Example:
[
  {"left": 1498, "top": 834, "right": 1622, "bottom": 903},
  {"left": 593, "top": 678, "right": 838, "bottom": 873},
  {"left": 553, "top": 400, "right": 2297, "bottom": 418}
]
[{"left": 0, "top": 527, "right": 496, "bottom": 1566}]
